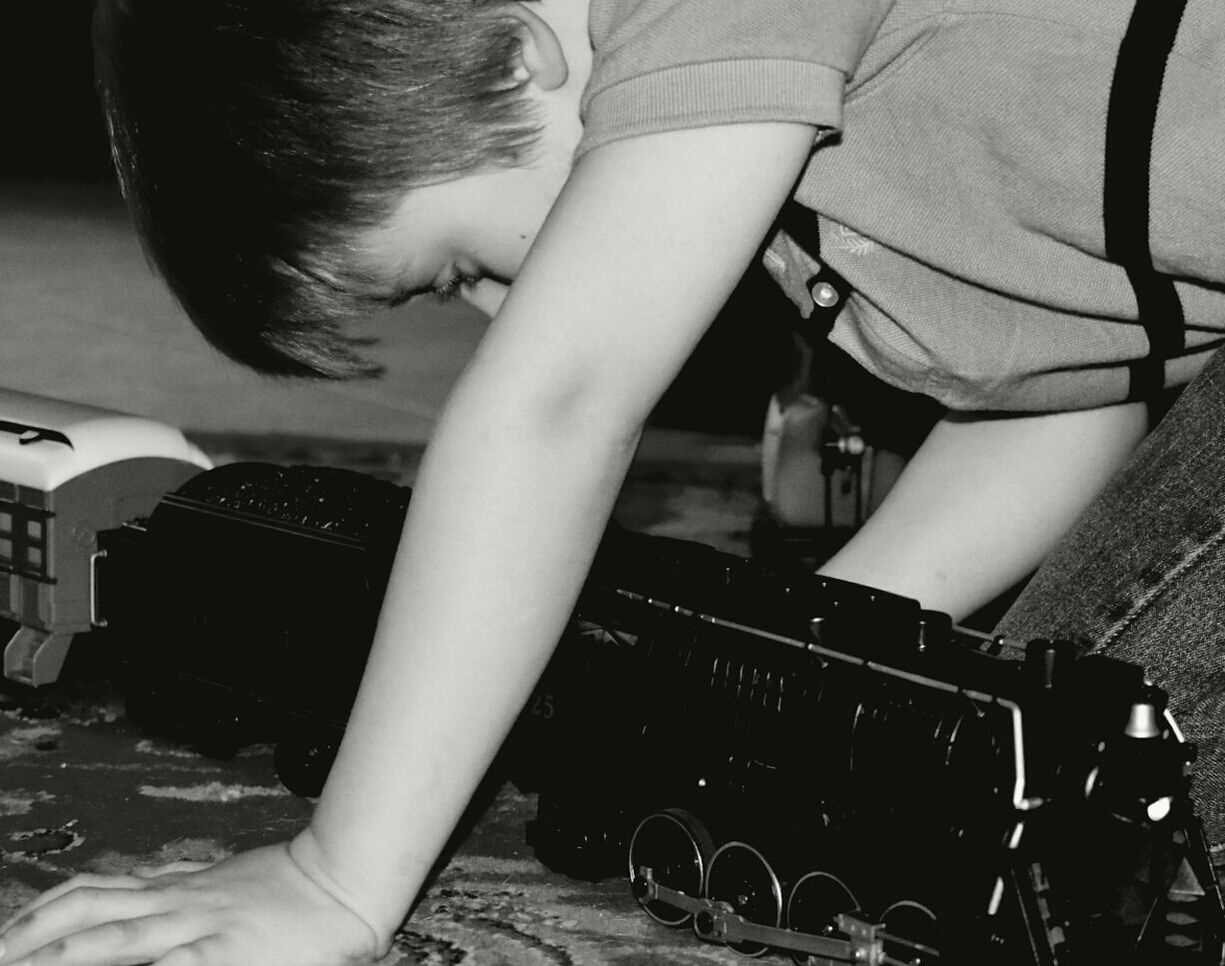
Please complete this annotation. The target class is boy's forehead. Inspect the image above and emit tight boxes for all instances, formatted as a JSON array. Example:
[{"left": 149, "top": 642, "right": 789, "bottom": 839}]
[
  {"left": 359, "top": 168, "right": 506, "bottom": 284},
  {"left": 358, "top": 197, "right": 450, "bottom": 293},
  {"left": 363, "top": 172, "right": 483, "bottom": 261}
]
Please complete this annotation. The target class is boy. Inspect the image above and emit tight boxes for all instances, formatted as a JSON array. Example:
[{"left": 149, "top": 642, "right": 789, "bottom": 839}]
[{"left": 1, "top": 0, "right": 1221, "bottom": 963}]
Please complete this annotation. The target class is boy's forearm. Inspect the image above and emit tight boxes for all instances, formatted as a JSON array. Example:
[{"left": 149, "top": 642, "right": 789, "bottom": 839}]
[
  {"left": 819, "top": 402, "right": 1149, "bottom": 620},
  {"left": 295, "top": 389, "right": 640, "bottom": 940}
]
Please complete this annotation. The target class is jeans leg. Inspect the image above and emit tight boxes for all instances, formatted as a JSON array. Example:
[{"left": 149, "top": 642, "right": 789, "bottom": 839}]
[{"left": 996, "top": 348, "right": 1225, "bottom": 847}]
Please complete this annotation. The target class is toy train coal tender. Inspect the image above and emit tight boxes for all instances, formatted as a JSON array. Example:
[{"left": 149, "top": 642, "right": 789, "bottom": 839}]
[{"left": 0, "top": 389, "right": 1221, "bottom": 965}]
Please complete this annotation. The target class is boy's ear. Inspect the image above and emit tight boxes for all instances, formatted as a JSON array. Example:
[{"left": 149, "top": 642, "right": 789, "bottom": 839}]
[{"left": 505, "top": 3, "right": 569, "bottom": 91}]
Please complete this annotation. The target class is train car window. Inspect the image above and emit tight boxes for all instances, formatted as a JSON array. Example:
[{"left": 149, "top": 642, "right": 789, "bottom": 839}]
[{"left": 0, "top": 500, "right": 50, "bottom": 579}]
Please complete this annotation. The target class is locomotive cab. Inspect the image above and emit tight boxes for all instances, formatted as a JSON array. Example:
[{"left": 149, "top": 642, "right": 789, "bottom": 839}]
[{"left": 0, "top": 388, "right": 211, "bottom": 686}]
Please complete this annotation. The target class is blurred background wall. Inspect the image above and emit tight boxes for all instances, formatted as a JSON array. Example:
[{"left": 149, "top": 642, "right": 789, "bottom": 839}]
[{"left": 0, "top": 1, "right": 790, "bottom": 444}]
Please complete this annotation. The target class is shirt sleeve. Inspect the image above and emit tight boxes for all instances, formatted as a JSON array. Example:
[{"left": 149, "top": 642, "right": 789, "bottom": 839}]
[{"left": 577, "top": 0, "right": 896, "bottom": 157}]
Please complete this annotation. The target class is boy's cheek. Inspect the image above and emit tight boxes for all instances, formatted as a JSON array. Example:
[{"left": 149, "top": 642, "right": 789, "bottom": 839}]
[{"left": 461, "top": 278, "right": 510, "bottom": 318}]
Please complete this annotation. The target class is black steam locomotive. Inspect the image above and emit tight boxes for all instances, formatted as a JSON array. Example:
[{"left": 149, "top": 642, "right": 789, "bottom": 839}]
[
  {"left": 530, "top": 529, "right": 1225, "bottom": 964},
  {"left": 1, "top": 391, "right": 1220, "bottom": 965}
]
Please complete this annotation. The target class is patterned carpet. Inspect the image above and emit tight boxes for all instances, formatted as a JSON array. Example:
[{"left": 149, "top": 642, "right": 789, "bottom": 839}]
[
  {"left": 0, "top": 686, "right": 749, "bottom": 966},
  {"left": 0, "top": 434, "right": 760, "bottom": 966}
]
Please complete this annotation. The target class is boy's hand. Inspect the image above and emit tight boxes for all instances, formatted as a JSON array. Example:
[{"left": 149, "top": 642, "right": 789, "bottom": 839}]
[{"left": 0, "top": 843, "right": 384, "bottom": 966}]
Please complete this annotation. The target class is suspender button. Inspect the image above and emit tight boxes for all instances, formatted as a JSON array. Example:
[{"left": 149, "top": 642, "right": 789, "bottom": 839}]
[{"left": 810, "top": 280, "right": 840, "bottom": 308}]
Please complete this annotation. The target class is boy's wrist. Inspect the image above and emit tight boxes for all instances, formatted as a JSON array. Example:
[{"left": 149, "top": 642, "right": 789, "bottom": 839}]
[{"left": 286, "top": 828, "right": 399, "bottom": 955}]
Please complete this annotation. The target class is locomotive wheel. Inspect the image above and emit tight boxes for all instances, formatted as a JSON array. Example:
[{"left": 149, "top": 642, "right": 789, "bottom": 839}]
[
  {"left": 703, "top": 841, "right": 783, "bottom": 956},
  {"left": 785, "top": 871, "right": 859, "bottom": 965},
  {"left": 627, "top": 809, "right": 714, "bottom": 926},
  {"left": 878, "top": 899, "right": 940, "bottom": 965}
]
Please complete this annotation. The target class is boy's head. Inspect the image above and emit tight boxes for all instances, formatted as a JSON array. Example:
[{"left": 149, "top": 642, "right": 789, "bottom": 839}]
[{"left": 93, "top": 0, "right": 559, "bottom": 378}]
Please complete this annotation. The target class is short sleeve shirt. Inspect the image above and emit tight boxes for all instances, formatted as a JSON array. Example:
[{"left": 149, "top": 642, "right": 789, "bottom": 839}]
[
  {"left": 576, "top": 0, "right": 1225, "bottom": 411},
  {"left": 580, "top": 0, "right": 893, "bottom": 152}
]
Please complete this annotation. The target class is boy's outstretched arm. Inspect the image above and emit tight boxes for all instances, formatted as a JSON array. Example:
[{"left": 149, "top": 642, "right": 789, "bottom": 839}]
[
  {"left": 0, "top": 120, "right": 819, "bottom": 966},
  {"left": 820, "top": 403, "right": 1149, "bottom": 621}
]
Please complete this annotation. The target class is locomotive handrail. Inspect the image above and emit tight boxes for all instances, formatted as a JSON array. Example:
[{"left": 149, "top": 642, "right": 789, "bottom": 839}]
[
  {"left": 90, "top": 549, "right": 108, "bottom": 628},
  {"left": 1165, "top": 708, "right": 1186, "bottom": 744}
]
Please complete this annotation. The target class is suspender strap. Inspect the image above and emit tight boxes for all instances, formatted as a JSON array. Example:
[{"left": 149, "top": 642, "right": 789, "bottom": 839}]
[
  {"left": 1103, "top": 0, "right": 1189, "bottom": 400},
  {"left": 775, "top": 202, "right": 853, "bottom": 348},
  {"left": 783, "top": 0, "right": 1189, "bottom": 399}
]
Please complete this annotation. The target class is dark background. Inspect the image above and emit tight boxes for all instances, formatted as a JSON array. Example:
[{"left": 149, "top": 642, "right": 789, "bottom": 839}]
[{"left": 4, "top": 2, "right": 114, "bottom": 181}]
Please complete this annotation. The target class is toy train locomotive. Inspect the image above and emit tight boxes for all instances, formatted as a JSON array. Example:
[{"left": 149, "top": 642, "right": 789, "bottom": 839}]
[
  {"left": 531, "top": 531, "right": 1225, "bottom": 964},
  {"left": 0, "top": 389, "right": 1221, "bottom": 965}
]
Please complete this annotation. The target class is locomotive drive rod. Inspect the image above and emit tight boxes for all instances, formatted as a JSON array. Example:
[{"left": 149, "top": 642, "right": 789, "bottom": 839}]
[{"left": 636, "top": 868, "right": 881, "bottom": 963}]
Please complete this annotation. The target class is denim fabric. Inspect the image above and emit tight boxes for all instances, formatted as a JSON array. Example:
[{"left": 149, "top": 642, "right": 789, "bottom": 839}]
[{"left": 996, "top": 348, "right": 1225, "bottom": 849}]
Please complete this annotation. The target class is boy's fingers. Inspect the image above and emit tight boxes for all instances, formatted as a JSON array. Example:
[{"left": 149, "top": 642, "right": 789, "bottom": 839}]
[
  {"left": 4, "top": 912, "right": 187, "bottom": 966},
  {"left": 151, "top": 934, "right": 227, "bottom": 966},
  {"left": 130, "top": 861, "right": 213, "bottom": 879},
  {"left": 0, "top": 887, "right": 164, "bottom": 963},
  {"left": 0, "top": 876, "right": 148, "bottom": 935}
]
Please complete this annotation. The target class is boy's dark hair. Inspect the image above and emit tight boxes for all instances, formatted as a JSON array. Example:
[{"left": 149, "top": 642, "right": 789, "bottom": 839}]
[{"left": 94, "top": 0, "right": 540, "bottom": 378}]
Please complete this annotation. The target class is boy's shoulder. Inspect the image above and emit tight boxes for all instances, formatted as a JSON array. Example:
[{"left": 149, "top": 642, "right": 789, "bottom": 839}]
[
  {"left": 587, "top": 0, "right": 892, "bottom": 72},
  {"left": 578, "top": 0, "right": 891, "bottom": 158}
]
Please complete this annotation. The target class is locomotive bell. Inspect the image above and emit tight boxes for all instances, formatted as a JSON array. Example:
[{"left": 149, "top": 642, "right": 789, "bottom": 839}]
[
  {"left": 1124, "top": 685, "right": 1167, "bottom": 739},
  {"left": 1123, "top": 699, "right": 1163, "bottom": 739}
]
